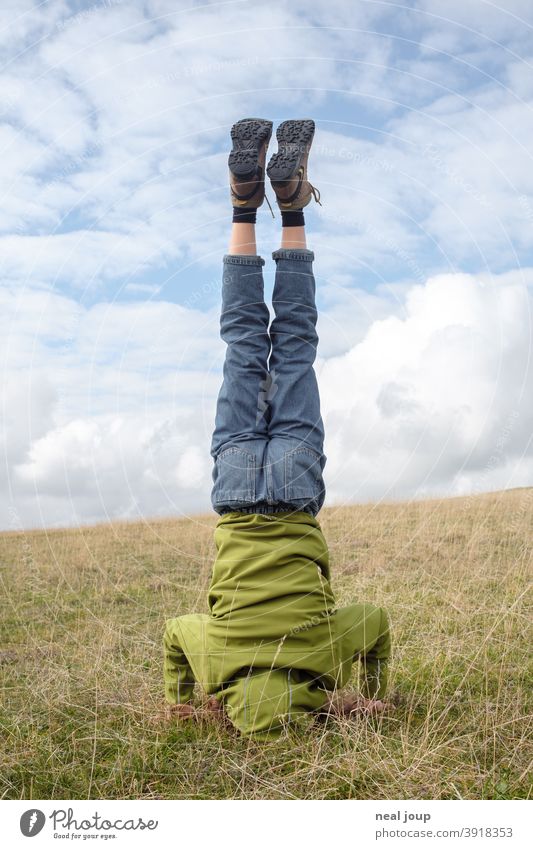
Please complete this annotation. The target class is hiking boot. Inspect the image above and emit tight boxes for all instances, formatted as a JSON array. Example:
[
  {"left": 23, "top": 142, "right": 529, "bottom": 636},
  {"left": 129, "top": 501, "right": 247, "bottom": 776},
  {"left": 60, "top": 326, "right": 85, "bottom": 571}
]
[
  {"left": 267, "top": 119, "right": 322, "bottom": 210},
  {"left": 229, "top": 117, "right": 273, "bottom": 209}
]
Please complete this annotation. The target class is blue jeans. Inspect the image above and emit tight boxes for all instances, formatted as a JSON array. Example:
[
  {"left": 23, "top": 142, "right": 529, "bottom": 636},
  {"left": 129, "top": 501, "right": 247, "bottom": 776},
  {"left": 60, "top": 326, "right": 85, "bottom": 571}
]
[{"left": 210, "top": 247, "right": 326, "bottom": 516}]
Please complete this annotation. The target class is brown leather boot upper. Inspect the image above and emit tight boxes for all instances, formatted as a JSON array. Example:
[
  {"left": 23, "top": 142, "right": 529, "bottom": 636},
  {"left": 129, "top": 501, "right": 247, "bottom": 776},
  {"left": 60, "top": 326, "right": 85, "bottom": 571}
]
[
  {"left": 267, "top": 119, "right": 322, "bottom": 210},
  {"left": 271, "top": 167, "right": 321, "bottom": 210},
  {"left": 229, "top": 118, "right": 273, "bottom": 209}
]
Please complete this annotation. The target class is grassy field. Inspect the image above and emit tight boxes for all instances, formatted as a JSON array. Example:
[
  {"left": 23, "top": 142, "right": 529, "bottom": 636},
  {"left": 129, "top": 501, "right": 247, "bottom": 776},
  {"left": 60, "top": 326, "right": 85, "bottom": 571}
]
[{"left": 1, "top": 488, "right": 531, "bottom": 800}]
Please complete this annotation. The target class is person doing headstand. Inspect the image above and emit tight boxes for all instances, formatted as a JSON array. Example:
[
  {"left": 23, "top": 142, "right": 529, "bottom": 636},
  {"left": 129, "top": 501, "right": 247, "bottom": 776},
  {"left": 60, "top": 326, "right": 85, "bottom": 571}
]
[{"left": 162, "top": 118, "right": 392, "bottom": 739}]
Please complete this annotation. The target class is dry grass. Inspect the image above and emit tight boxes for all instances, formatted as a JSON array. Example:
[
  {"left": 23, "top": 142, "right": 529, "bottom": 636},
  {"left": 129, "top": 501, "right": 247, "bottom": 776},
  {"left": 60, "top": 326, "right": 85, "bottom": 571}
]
[{"left": 1, "top": 488, "right": 532, "bottom": 799}]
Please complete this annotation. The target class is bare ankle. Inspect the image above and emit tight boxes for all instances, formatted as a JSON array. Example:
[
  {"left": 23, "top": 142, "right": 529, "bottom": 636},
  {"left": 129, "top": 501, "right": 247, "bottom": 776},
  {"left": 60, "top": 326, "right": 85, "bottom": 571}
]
[
  {"left": 228, "top": 222, "right": 257, "bottom": 255},
  {"left": 280, "top": 225, "right": 307, "bottom": 250}
]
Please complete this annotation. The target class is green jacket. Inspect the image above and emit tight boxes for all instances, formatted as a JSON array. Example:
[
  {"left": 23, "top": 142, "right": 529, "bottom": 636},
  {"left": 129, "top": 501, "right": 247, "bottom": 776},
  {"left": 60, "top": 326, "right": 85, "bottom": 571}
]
[{"left": 163, "top": 511, "right": 390, "bottom": 739}]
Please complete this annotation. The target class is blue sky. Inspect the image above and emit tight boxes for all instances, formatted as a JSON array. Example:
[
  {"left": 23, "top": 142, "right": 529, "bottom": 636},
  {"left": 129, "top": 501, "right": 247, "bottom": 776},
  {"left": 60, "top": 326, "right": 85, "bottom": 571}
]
[{"left": 1, "top": 0, "right": 533, "bottom": 529}]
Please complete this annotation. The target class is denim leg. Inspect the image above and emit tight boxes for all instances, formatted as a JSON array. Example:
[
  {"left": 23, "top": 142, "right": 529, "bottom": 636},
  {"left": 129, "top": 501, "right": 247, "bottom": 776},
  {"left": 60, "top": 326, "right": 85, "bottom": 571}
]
[
  {"left": 267, "top": 248, "right": 326, "bottom": 514},
  {"left": 210, "top": 254, "right": 270, "bottom": 513}
]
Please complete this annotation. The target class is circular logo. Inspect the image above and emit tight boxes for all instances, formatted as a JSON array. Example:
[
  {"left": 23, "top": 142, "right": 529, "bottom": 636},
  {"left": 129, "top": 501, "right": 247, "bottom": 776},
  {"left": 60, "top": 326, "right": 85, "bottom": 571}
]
[{"left": 20, "top": 810, "right": 46, "bottom": 837}]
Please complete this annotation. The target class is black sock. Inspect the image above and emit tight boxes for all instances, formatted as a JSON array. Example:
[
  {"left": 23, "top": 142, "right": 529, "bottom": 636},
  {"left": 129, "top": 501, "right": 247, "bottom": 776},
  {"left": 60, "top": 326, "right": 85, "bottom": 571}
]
[
  {"left": 281, "top": 209, "right": 305, "bottom": 227},
  {"left": 232, "top": 207, "right": 257, "bottom": 224}
]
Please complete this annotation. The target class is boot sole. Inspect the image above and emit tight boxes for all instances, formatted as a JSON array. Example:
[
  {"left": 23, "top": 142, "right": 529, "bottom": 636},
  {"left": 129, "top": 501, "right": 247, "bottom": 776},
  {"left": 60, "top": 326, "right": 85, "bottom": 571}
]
[
  {"left": 228, "top": 118, "right": 273, "bottom": 180},
  {"left": 266, "top": 119, "right": 315, "bottom": 183}
]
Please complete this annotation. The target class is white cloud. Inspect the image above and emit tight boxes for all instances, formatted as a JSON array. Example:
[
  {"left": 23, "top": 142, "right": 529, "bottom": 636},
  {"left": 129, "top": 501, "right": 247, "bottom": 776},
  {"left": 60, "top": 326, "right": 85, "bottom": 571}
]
[
  {"left": 1, "top": 282, "right": 220, "bottom": 528},
  {"left": 416, "top": 0, "right": 533, "bottom": 46},
  {"left": 7, "top": 412, "right": 213, "bottom": 529},
  {"left": 2, "top": 268, "right": 532, "bottom": 529},
  {"left": 0, "top": 0, "right": 404, "bottom": 284},
  {"left": 2, "top": 0, "right": 533, "bottom": 528},
  {"left": 2, "top": 0, "right": 533, "bottom": 286},
  {"left": 320, "top": 269, "right": 533, "bottom": 503},
  {"left": 1, "top": 374, "right": 57, "bottom": 485}
]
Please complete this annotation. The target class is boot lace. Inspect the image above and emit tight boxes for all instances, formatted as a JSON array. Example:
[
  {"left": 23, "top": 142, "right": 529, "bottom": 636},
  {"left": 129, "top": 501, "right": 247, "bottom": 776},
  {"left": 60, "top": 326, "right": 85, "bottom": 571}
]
[
  {"left": 309, "top": 182, "right": 322, "bottom": 206},
  {"left": 264, "top": 191, "right": 275, "bottom": 218}
]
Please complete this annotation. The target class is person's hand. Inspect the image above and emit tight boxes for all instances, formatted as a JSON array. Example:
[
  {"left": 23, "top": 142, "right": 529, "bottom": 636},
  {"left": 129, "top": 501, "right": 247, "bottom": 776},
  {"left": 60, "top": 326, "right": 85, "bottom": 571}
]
[
  {"left": 165, "top": 697, "right": 231, "bottom": 727},
  {"left": 322, "top": 693, "right": 395, "bottom": 717},
  {"left": 348, "top": 696, "right": 395, "bottom": 715},
  {"left": 166, "top": 703, "right": 196, "bottom": 720}
]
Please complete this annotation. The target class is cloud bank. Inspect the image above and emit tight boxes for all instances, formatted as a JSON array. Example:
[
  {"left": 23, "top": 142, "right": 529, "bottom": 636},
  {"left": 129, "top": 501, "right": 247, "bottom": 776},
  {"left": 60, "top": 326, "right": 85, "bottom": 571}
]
[
  {"left": 1, "top": 0, "right": 533, "bottom": 529},
  {"left": 2, "top": 267, "right": 532, "bottom": 529}
]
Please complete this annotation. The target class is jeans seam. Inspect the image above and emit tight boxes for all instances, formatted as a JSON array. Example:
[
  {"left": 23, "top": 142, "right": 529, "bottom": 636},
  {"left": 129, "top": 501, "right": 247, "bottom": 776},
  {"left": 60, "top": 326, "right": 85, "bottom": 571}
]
[
  {"left": 216, "top": 504, "right": 316, "bottom": 516},
  {"left": 224, "top": 254, "right": 265, "bottom": 267},
  {"left": 272, "top": 249, "right": 315, "bottom": 262}
]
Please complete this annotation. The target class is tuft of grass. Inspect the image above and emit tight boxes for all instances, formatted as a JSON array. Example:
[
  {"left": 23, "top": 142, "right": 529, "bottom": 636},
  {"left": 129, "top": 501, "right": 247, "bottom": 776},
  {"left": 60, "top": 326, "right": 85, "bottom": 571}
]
[{"left": 1, "top": 488, "right": 532, "bottom": 799}]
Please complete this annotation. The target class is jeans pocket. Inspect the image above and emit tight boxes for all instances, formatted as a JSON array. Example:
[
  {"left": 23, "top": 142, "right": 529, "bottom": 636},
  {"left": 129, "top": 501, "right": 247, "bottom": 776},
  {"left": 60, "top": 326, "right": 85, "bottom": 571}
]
[
  {"left": 212, "top": 446, "right": 256, "bottom": 503},
  {"left": 283, "top": 445, "right": 323, "bottom": 501}
]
